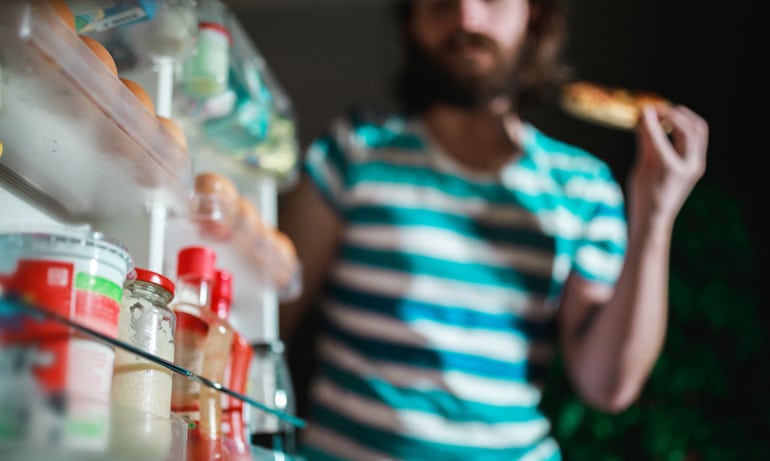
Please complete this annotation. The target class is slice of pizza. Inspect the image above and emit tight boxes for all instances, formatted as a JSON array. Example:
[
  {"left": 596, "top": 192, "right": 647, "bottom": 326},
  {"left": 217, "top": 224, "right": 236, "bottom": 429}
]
[{"left": 560, "top": 81, "right": 671, "bottom": 131}]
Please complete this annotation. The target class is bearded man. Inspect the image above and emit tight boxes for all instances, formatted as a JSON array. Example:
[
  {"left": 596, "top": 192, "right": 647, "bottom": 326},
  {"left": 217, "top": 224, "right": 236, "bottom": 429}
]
[{"left": 278, "top": 1, "right": 709, "bottom": 460}]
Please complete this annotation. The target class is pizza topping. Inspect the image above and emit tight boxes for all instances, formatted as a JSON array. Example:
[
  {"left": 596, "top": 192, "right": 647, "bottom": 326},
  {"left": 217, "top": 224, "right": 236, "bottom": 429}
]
[{"left": 560, "top": 81, "right": 671, "bottom": 131}]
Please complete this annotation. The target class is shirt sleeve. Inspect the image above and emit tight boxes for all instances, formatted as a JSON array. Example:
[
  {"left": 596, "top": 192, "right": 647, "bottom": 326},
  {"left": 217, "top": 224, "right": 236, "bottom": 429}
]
[
  {"left": 572, "top": 163, "right": 628, "bottom": 285},
  {"left": 302, "top": 117, "right": 353, "bottom": 216}
]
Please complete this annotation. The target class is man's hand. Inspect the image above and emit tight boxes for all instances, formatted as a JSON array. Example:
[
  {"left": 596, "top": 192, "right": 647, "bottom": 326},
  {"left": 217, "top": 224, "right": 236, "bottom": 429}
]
[{"left": 628, "top": 105, "right": 709, "bottom": 227}]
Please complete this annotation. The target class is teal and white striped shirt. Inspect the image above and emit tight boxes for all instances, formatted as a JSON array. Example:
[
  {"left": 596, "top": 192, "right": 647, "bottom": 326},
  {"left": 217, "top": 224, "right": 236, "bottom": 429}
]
[{"left": 299, "top": 111, "right": 627, "bottom": 461}]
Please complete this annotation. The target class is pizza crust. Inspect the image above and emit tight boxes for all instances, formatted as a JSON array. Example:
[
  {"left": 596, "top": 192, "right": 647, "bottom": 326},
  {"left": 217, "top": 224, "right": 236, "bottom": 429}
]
[{"left": 560, "top": 81, "right": 671, "bottom": 131}]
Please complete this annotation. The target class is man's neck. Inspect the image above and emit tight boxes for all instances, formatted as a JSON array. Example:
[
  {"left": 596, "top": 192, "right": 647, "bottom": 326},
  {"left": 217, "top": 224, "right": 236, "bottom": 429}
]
[{"left": 422, "top": 102, "right": 525, "bottom": 172}]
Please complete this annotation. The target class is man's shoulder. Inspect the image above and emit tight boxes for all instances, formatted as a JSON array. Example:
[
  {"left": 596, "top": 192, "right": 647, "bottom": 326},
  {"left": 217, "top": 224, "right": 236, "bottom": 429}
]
[
  {"left": 526, "top": 124, "right": 614, "bottom": 178},
  {"left": 327, "top": 107, "right": 426, "bottom": 152}
]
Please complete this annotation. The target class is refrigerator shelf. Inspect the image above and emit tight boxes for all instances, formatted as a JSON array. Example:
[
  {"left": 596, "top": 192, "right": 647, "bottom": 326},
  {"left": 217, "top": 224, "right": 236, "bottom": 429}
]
[
  {"left": 0, "top": 1, "right": 192, "bottom": 222},
  {"left": 0, "top": 295, "right": 307, "bottom": 430}
]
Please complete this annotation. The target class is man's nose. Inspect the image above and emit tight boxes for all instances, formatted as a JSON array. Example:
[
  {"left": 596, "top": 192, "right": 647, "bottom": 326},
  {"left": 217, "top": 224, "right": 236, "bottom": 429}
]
[{"left": 457, "top": 0, "right": 489, "bottom": 31}]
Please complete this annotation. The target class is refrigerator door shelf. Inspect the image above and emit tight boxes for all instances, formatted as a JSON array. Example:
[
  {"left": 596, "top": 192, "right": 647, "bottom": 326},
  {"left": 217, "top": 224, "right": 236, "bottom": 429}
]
[{"left": 0, "top": 1, "right": 191, "bottom": 222}]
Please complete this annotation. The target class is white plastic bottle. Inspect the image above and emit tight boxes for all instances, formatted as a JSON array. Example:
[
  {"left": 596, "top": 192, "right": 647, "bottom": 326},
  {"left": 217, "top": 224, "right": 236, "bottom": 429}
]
[{"left": 182, "top": 0, "right": 231, "bottom": 98}]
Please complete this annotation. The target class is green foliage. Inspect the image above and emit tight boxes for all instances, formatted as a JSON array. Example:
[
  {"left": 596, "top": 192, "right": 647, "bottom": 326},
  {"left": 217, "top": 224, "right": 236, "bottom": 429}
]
[{"left": 540, "top": 185, "right": 769, "bottom": 461}]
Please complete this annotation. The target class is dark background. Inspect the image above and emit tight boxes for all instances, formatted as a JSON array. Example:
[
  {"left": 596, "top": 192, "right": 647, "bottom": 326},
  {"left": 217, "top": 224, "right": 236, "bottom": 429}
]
[
  {"left": 226, "top": 0, "right": 760, "bottom": 250},
  {"left": 225, "top": 1, "right": 765, "bottom": 459}
]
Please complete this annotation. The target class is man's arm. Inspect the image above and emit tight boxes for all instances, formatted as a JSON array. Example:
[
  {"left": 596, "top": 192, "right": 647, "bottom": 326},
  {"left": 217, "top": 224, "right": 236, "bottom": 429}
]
[
  {"left": 558, "top": 221, "right": 671, "bottom": 413},
  {"left": 559, "top": 105, "right": 708, "bottom": 413},
  {"left": 278, "top": 173, "right": 342, "bottom": 340}
]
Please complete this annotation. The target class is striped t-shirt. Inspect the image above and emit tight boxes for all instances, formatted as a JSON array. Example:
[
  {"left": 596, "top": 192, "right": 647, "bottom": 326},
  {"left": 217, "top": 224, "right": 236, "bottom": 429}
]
[{"left": 299, "top": 111, "right": 628, "bottom": 461}]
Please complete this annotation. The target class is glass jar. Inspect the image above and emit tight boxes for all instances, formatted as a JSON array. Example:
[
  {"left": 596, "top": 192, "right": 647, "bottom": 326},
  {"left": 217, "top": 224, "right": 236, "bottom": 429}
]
[
  {"left": 244, "top": 340, "right": 297, "bottom": 455},
  {"left": 110, "top": 268, "right": 177, "bottom": 460}
]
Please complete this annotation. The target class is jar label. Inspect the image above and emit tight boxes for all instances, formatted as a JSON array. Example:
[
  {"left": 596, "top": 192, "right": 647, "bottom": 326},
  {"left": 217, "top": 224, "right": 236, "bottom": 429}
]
[
  {"left": 171, "top": 312, "right": 207, "bottom": 420},
  {"left": 5, "top": 260, "right": 121, "bottom": 394},
  {"left": 74, "top": 272, "right": 122, "bottom": 338}
]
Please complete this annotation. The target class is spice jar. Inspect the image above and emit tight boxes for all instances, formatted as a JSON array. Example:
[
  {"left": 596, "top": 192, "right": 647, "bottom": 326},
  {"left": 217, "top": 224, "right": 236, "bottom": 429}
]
[{"left": 110, "top": 268, "right": 177, "bottom": 460}]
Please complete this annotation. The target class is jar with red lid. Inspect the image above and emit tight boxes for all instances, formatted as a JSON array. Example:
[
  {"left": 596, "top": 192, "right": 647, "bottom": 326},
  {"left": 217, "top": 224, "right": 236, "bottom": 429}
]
[{"left": 111, "top": 267, "right": 178, "bottom": 459}]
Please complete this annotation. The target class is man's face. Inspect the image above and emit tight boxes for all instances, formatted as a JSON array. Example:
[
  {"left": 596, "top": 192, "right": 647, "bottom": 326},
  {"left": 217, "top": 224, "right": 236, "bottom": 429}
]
[{"left": 407, "top": 0, "right": 532, "bottom": 109}]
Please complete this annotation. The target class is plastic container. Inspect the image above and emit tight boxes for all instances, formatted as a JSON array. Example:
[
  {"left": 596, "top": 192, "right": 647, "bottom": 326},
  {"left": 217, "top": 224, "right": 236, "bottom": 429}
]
[
  {"left": 198, "top": 13, "right": 300, "bottom": 185},
  {"left": 0, "top": 228, "right": 134, "bottom": 452},
  {"left": 112, "top": 268, "right": 177, "bottom": 459},
  {"left": 0, "top": 391, "right": 188, "bottom": 461},
  {"left": 201, "top": 61, "right": 272, "bottom": 153},
  {"left": 139, "top": 0, "right": 198, "bottom": 59},
  {"left": 181, "top": 0, "right": 232, "bottom": 99}
]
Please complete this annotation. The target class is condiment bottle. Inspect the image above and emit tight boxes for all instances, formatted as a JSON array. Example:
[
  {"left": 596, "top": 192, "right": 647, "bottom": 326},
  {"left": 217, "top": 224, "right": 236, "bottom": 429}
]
[
  {"left": 170, "top": 246, "right": 217, "bottom": 426},
  {"left": 213, "top": 269, "right": 254, "bottom": 461},
  {"left": 189, "top": 268, "right": 234, "bottom": 461}
]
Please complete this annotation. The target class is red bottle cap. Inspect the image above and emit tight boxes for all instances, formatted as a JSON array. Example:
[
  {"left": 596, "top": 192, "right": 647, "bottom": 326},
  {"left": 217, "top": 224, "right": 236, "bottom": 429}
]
[
  {"left": 199, "top": 21, "right": 232, "bottom": 45},
  {"left": 210, "top": 268, "right": 232, "bottom": 320},
  {"left": 177, "top": 246, "right": 217, "bottom": 280},
  {"left": 133, "top": 268, "right": 175, "bottom": 295}
]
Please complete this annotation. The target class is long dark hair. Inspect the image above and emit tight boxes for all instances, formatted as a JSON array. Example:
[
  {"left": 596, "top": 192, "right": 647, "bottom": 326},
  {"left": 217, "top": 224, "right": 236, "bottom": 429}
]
[{"left": 393, "top": 0, "right": 572, "bottom": 115}]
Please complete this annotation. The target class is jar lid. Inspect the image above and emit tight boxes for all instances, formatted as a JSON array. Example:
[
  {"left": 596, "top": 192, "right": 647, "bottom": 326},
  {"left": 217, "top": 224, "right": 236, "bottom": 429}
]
[
  {"left": 0, "top": 227, "right": 135, "bottom": 285},
  {"left": 199, "top": 21, "right": 232, "bottom": 45},
  {"left": 134, "top": 268, "right": 175, "bottom": 295}
]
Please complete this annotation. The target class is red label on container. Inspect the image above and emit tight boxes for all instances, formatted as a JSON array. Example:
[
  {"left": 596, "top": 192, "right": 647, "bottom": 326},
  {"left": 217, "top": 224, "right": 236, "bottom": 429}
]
[
  {"left": 74, "top": 290, "right": 120, "bottom": 338},
  {"left": 10, "top": 260, "right": 74, "bottom": 339},
  {"left": 5, "top": 260, "right": 123, "bottom": 397},
  {"left": 12, "top": 260, "right": 74, "bottom": 317},
  {"left": 171, "top": 312, "right": 208, "bottom": 416},
  {"left": 6, "top": 260, "right": 74, "bottom": 393},
  {"left": 175, "top": 311, "right": 209, "bottom": 335}
]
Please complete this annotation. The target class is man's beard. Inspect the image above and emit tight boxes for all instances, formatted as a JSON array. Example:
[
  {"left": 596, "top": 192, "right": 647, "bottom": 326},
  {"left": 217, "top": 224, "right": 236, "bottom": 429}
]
[{"left": 395, "top": 31, "right": 518, "bottom": 113}]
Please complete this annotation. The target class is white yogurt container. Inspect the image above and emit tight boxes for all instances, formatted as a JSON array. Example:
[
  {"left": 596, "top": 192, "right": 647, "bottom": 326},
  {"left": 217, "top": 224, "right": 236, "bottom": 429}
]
[{"left": 0, "top": 228, "right": 134, "bottom": 452}]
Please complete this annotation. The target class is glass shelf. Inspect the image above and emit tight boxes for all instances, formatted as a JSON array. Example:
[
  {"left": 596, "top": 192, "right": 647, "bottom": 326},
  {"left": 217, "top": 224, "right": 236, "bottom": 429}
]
[{"left": 0, "top": 295, "right": 306, "bottom": 430}]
